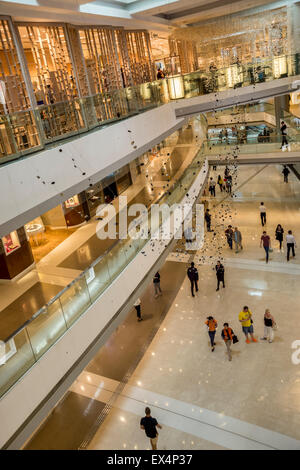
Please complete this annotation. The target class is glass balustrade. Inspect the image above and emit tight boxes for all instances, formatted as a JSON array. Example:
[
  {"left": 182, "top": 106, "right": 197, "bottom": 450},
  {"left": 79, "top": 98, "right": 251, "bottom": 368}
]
[
  {"left": 0, "top": 149, "right": 206, "bottom": 398},
  {"left": 0, "top": 54, "right": 299, "bottom": 164}
]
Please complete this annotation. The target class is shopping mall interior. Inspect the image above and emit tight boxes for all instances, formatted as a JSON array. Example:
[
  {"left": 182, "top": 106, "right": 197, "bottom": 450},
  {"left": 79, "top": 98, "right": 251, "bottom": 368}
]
[{"left": 0, "top": 0, "right": 300, "bottom": 452}]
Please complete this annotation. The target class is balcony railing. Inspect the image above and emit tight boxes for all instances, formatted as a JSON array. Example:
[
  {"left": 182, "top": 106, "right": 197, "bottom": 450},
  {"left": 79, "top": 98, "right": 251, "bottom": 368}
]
[{"left": 0, "top": 54, "right": 299, "bottom": 164}]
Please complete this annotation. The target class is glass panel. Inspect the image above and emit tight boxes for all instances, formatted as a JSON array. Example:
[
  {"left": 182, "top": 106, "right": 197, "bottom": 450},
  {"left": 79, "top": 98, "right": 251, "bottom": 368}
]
[
  {"left": 59, "top": 277, "right": 92, "bottom": 328},
  {"left": 85, "top": 257, "right": 111, "bottom": 303},
  {"left": 26, "top": 299, "right": 68, "bottom": 360},
  {"left": 106, "top": 240, "right": 129, "bottom": 281},
  {"left": 0, "top": 329, "right": 36, "bottom": 397}
]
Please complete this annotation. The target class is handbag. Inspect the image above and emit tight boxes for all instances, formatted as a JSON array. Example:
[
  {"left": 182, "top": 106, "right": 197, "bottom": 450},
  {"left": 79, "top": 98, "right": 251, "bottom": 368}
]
[{"left": 232, "top": 335, "right": 239, "bottom": 344}]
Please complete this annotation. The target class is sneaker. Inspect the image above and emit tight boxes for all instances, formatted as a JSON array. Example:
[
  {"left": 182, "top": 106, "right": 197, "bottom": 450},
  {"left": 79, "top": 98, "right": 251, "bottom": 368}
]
[
  {"left": 212, "top": 347, "right": 215, "bottom": 352},
  {"left": 246, "top": 339, "right": 251, "bottom": 344},
  {"left": 252, "top": 338, "right": 258, "bottom": 343},
  {"left": 216, "top": 288, "right": 219, "bottom": 291}
]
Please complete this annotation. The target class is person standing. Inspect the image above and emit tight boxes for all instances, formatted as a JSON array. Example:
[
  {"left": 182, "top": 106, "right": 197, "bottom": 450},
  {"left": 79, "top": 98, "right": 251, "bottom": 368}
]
[
  {"left": 260, "top": 231, "right": 271, "bottom": 263},
  {"left": 282, "top": 166, "right": 290, "bottom": 183},
  {"left": 234, "top": 227, "right": 243, "bottom": 253},
  {"left": 134, "top": 298, "right": 142, "bottom": 322},
  {"left": 187, "top": 262, "right": 199, "bottom": 297},
  {"left": 215, "top": 261, "right": 225, "bottom": 290},
  {"left": 209, "top": 177, "right": 216, "bottom": 197},
  {"left": 217, "top": 175, "right": 224, "bottom": 192},
  {"left": 239, "top": 306, "right": 257, "bottom": 344},
  {"left": 221, "top": 323, "right": 234, "bottom": 361},
  {"left": 205, "top": 208, "right": 212, "bottom": 232},
  {"left": 259, "top": 202, "right": 267, "bottom": 226},
  {"left": 261, "top": 309, "right": 276, "bottom": 343},
  {"left": 205, "top": 316, "right": 218, "bottom": 352},
  {"left": 153, "top": 272, "right": 162, "bottom": 298},
  {"left": 286, "top": 230, "right": 296, "bottom": 261},
  {"left": 275, "top": 224, "right": 284, "bottom": 251},
  {"left": 140, "top": 407, "right": 162, "bottom": 450},
  {"left": 280, "top": 121, "right": 288, "bottom": 149},
  {"left": 226, "top": 174, "right": 232, "bottom": 194},
  {"left": 225, "top": 225, "right": 234, "bottom": 250}
]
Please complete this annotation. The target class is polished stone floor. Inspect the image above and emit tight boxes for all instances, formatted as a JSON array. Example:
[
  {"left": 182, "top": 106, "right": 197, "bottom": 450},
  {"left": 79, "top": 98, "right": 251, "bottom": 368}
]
[{"left": 24, "top": 162, "right": 300, "bottom": 450}]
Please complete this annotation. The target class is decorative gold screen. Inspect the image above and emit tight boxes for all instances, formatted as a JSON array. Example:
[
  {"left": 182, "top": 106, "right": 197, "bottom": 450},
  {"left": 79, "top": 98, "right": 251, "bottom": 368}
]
[
  {"left": 18, "top": 24, "right": 78, "bottom": 105},
  {"left": 124, "top": 30, "right": 155, "bottom": 84},
  {"left": 0, "top": 18, "right": 30, "bottom": 114},
  {"left": 169, "top": 38, "right": 198, "bottom": 74}
]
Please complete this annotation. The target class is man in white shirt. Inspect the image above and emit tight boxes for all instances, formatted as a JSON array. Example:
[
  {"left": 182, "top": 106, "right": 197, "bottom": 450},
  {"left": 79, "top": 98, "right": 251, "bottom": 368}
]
[
  {"left": 259, "top": 202, "right": 267, "bottom": 226},
  {"left": 134, "top": 298, "right": 142, "bottom": 321},
  {"left": 286, "top": 230, "right": 296, "bottom": 261}
]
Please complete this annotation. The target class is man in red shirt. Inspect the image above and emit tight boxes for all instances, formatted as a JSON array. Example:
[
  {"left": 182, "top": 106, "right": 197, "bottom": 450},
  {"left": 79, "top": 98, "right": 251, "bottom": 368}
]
[{"left": 260, "top": 231, "right": 271, "bottom": 263}]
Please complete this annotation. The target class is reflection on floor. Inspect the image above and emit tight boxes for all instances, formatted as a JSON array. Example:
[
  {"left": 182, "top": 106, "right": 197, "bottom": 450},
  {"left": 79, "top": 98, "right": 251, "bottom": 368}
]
[
  {"left": 25, "top": 163, "right": 300, "bottom": 450},
  {"left": 29, "top": 227, "right": 76, "bottom": 264}
]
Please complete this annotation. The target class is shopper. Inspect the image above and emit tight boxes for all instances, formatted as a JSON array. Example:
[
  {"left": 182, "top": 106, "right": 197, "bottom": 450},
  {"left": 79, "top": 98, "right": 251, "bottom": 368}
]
[
  {"left": 215, "top": 261, "right": 225, "bottom": 290},
  {"left": 261, "top": 309, "right": 276, "bottom": 343},
  {"left": 225, "top": 225, "right": 234, "bottom": 250},
  {"left": 209, "top": 177, "right": 216, "bottom": 197},
  {"left": 140, "top": 407, "right": 162, "bottom": 450},
  {"left": 275, "top": 224, "right": 284, "bottom": 251},
  {"left": 153, "top": 272, "right": 162, "bottom": 298},
  {"left": 239, "top": 306, "right": 257, "bottom": 343},
  {"left": 260, "top": 231, "right": 271, "bottom": 263},
  {"left": 280, "top": 121, "right": 288, "bottom": 149},
  {"left": 259, "top": 202, "right": 267, "bottom": 226},
  {"left": 187, "top": 262, "right": 199, "bottom": 297},
  {"left": 134, "top": 298, "right": 142, "bottom": 322},
  {"left": 217, "top": 175, "right": 224, "bottom": 192},
  {"left": 225, "top": 174, "right": 232, "bottom": 194},
  {"left": 234, "top": 227, "right": 243, "bottom": 253},
  {"left": 286, "top": 230, "right": 296, "bottom": 261},
  {"left": 205, "top": 209, "right": 212, "bottom": 232},
  {"left": 221, "top": 323, "right": 234, "bottom": 361},
  {"left": 205, "top": 316, "right": 218, "bottom": 352},
  {"left": 282, "top": 166, "right": 290, "bottom": 183}
]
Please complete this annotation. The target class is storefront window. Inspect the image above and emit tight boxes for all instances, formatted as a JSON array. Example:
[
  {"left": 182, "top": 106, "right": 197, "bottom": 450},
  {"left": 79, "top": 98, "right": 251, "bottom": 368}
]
[
  {"left": 64, "top": 195, "right": 80, "bottom": 209},
  {"left": 2, "top": 231, "right": 21, "bottom": 255}
]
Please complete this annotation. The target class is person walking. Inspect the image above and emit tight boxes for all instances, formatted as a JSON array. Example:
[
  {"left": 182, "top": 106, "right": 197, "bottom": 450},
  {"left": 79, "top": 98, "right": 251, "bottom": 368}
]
[
  {"left": 209, "top": 177, "right": 216, "bottom": 197},
  {"left": 215, "top": 261, "right": 225, "bottom": 290},
  {"left": 205, "top": 316, "right": 218, "bottom": 352},
  {"left": 234, "top": 227, "right": 243, "bottom": 253},
  {"left": 153, "top": 272, "right": 162, "bottom": 298},
  {"left": 275, "top": 224, "right": 284, "bottom": 251},
  {"left": 261, "top": 309, "right": 276, "bottom": 343},
  {"left": 205, "top": 208, "right": 212, "bottom": 232},
  {"left": 225, "top": 174, "right": 232, "bottom": 194},
  {"left": 134, "top": 298, "right": 142, "bottom": 322},
  {"left": 225, "top": 225, "right": 234, "bottom": 250},
  {"left": 282, "top": 166, "right": 290, "bottom": 183},
  {"left": 140, "top": 407, "right": 162, "bottom": 450},
  {"left": 239, "top": 306, "right": 257, "bottom": 344},
  {"left": 260, "top": 231, "right": 271, "bottom": 263},
  {"left": 187, "top": 262, "right": 199, "bottom": 297},
  {"left": 217, "top": 175, "right": 224, "bottom": 192},
  {"left": 280, "top": 121, "right": 288, "bottom": 149},
  {"left": 221, "top": 323, "right": 234, "bottom": 361},
  {"left": 286, "top": 230, "right": 296, "bottom": 261},
  {"left": 259, "top": 202, "right": 267, "bottom": 226}
]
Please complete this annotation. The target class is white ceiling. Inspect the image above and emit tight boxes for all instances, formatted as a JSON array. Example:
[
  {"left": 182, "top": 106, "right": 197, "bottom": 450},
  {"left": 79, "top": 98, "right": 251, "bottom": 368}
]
[{"left": 0, "top": 0, "right": 295, "bottom": 32}]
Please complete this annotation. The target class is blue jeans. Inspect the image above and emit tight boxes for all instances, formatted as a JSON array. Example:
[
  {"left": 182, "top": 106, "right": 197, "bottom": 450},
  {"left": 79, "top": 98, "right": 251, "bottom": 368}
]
[
  {"left": 208, "top": 331, "right": 216, "bottom": 347},
  {"left": 264, "top": 246, "right": 269, "bottom": 262}
]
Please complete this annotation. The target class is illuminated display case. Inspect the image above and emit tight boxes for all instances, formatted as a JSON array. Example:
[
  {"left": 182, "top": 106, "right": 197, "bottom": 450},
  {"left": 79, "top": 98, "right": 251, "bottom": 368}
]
[
  {"left": 2, "top": 231, "right": 21, "bottom": 256},
  {"left": 64, "top": 195, "right": 80, "bottom": 209}
]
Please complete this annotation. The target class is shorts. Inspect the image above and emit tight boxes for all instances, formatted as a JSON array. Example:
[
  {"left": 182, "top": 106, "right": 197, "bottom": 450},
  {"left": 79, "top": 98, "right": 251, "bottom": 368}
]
[
  {"left": 150, "top": 436, "right": 158, "bottom": 447},
  {"left": 242, "top": 325, "right": 253, "bottom": 335}
]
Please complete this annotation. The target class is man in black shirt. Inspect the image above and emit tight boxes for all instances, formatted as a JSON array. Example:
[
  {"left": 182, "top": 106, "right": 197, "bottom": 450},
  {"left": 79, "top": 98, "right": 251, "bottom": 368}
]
[
  {"left": 140, "top": 407, "right": 162, "bottom": 450},
  {"left": 282, "top": 165, "right": 290, "bottom": 183},
  {"left": 280, "top": 121, "right": 288, "bottom": 148},
  {"left": 187, "top": 262, "right": 199, "bottom": 297},
  {"left": 215, "top": 260, "right": 225, "bottom": 291},
  {"left": 205, "top": 209, "right": 212, "bottom": 232}
]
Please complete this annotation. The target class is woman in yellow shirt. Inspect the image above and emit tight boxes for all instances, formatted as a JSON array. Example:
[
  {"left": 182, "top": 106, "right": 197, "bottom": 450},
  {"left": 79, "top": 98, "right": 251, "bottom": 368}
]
[{"left": 238, "top": 306, "right": 257, "bottom": 344}]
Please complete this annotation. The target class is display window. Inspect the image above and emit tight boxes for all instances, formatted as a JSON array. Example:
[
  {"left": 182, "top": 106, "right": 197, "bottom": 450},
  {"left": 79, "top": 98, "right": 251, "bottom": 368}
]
[
  {"left": 2, "top": 231, "right": 21, "bottom": 256},
  {"left": 64, "top": 195, "right": 80, "bottom": 209}
]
